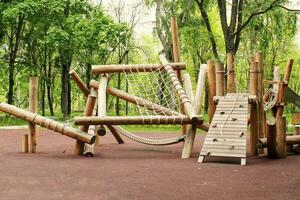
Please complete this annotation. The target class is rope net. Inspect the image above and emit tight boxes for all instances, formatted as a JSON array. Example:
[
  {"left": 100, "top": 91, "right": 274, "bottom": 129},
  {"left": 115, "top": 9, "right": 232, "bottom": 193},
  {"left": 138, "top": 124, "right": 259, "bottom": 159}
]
[{"left": 108, "top": 64, "right": 185, "bottom": 124}]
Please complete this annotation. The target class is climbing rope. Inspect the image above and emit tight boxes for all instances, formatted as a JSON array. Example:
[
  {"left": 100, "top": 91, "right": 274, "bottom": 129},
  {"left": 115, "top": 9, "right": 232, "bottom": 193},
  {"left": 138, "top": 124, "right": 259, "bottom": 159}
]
[
  {"left": 264, "top": 88, "right": 278, "bottom": 111},
  {"left": 112, "top": 125, "right": 185, "bottom": 146}
]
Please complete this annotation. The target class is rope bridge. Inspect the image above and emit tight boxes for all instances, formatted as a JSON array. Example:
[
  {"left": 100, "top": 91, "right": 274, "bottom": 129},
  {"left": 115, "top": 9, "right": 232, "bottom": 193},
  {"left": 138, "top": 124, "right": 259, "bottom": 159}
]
[{"left": 74, "top": 56, "right": 202, "bottom": 146}]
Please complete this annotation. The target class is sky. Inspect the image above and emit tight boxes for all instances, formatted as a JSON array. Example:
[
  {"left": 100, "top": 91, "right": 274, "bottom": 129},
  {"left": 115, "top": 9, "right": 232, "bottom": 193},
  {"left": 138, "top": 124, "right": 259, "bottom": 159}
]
[{"left": 96, "top": 0, "right": 300, "bottom": 48}]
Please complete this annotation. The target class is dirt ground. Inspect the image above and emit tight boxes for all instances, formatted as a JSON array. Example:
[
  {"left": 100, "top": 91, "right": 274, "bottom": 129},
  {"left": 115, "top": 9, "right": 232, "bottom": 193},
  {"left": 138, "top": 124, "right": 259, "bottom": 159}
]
[{"left": 0, "top": 129, "right": 299, "bottom": 200}]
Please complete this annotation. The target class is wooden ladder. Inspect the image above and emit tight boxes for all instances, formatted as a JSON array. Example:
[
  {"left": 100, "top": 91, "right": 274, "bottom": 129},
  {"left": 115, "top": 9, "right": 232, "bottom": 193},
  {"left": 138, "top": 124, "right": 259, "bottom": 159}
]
[{"left": 198, "top": 93, "right": 249, "bottom": 165}]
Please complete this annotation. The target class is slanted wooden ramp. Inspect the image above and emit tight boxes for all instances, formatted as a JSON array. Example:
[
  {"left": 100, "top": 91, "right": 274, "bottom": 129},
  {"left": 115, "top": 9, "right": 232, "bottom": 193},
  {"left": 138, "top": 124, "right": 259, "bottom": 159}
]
[{"left": 198, "top": 93, "right": 249, "bottom": 165}]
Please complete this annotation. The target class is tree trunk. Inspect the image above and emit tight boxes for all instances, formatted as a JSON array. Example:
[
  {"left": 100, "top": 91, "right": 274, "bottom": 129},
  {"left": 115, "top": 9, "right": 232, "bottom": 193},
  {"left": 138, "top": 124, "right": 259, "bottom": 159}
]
[
  {"left": 7, "top": 59, "right": 15, "bottom": 105},
  {"left": 61, "top": 60, "right": 71, "bottom": 119}
]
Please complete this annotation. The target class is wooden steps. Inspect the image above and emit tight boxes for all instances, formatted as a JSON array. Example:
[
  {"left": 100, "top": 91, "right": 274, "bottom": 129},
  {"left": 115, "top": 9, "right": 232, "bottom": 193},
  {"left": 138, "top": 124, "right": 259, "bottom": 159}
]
[{"left": 198, "top": 94, "right": 249, "bottom": 165}]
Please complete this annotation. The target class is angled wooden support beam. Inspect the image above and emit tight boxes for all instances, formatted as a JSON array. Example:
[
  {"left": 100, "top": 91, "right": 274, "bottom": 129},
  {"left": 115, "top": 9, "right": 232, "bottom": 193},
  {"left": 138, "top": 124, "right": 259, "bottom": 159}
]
[
  {"left": 69, "top": 69, "right": 90, "bottom": 97},
  {"left": 0, "top": 103, "right": 95, "bottom": 144}
]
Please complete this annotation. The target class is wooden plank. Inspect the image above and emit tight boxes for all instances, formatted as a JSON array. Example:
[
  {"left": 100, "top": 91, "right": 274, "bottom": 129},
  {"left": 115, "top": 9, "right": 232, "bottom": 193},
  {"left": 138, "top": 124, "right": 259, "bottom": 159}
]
[{"left": 200, "top": 151, "right": 245, "bottom": 157}]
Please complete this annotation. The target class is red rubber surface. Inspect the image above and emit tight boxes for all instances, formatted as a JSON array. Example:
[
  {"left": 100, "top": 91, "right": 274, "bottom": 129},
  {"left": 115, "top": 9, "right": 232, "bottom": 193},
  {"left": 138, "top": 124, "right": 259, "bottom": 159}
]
[{"left": 0, "top": 129, "right": 299, "bottom": 200}]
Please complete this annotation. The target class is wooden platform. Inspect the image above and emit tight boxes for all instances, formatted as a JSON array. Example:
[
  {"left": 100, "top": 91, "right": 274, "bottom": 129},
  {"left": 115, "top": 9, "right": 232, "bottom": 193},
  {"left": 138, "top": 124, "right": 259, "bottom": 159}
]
[{"left": 198, "top": 94, "right": 249, "bottom": 165}]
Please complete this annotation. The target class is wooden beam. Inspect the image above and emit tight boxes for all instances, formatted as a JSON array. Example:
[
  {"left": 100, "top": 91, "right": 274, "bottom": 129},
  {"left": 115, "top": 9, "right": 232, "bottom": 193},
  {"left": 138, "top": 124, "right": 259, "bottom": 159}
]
[
  {"left": 69, "top": 69, "right": 90, "bottom": 96},
  {"left": 183, "top": 73, "right": 194, "bottom": 105},
  {"left": 28, "top": 77, "right": 38, "bottom": 153},
  {"left": 0, "top": 103, "right": 95, "bottom": 144},
  {"left": 75, "top": 115, "right": 203, "bottom": 126},
  {"left": 92, "top": 63, "right": 186, "bottom": 74}
]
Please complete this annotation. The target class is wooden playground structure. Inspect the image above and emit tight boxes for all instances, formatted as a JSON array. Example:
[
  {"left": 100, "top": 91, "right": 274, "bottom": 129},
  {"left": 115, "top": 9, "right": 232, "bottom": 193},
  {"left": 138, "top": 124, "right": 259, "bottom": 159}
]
[{"left": 0, "top": 17, "right": 299, "bottom": 166}]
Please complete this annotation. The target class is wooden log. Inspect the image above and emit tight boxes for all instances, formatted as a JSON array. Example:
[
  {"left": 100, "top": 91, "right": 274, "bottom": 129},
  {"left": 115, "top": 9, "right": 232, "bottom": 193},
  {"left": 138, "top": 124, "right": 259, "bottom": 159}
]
[
  {"left": 28, "top": 77, "right": 38, "bottom": 153},
  {"left": 207, "top": 60, "right": 216, "bottom": 123},
  {"left": 255, "top": 53, "right": 266, "bottom": 155},
  {"left": 75, "top": 115, "right": 203, "bottom": 126},
  {"left": 75, "top": 90, "right": 97, "bottom": 155},
  {"left": 171, "top": 16, "right": 182, "bottom": 80},
  {"left": 276, "top": 59, "right": 294, "bottom": 117},
  {"left": 181, "top": 124, "right": 197, "bottom": 159},
  {"left": 0, "top": 103, "right": 95, "bottom": 144},
  {"left": 69, "top": 69, "right": 90, "bottom": 96},
  {"left": 21, "top": 134, "right": 29, "bottom": 153},
  {"left": 159, "top": 55, "right": 198, "bottom": 121},
  {"left": 92, "top": 63, "right": 186, "bottom": 74},
  {"left": 249, "top": 59, "right": 259, "bottom": 156},
  {"left": 106, "top": 125, "right": 125, "bottom": 144},
  {"left": 193, "top": 64, "right": 207, "bottom": 114},
  {"left": 258, "top": 134, "right": 300, "bottom": 148},
  {"left": 266, "top": 119, "right": 277, "bottom": 158},
  {"left": 273, "top": 66, "right": 280, "bottom": 91},
  {"left": 226, "top": 52, "right": 236, "bottom": 93},
  {"left": 215, "top": 63, "right": 225, "bottom": 96},
  {"left": 276, "top": 116, "right": 286, "bottom": 158},
  {"left": 196, "top": 122, "right": 209, "bottom": 132}
]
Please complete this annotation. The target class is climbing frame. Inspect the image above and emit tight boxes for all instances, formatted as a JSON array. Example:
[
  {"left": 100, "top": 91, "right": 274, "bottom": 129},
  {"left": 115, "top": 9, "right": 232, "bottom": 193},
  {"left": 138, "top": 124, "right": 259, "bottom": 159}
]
[{"left": 198, "top": 93, "right": 249, "bottom": 165}]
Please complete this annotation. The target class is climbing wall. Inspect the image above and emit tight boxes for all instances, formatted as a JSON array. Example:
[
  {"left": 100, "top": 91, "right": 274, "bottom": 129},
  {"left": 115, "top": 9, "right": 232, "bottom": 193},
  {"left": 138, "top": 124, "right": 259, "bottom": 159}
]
[{"left": 198, "top": 93, "right": 249, "bottom": 165}]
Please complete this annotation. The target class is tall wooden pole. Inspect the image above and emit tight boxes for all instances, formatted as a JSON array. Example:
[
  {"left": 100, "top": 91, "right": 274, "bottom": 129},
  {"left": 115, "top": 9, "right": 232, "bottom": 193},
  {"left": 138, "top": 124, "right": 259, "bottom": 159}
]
[
  {"left": 171, "top": 16, "right": 186, "bottom": 136},
  {"left": 28, "top": 77, "right": 38, "bottom": 153},
  {"left": 207, "top": 60, "right": 216, "bottom": 123},
  {"left": 249, "top": 59, "right": 259, "bottom": 156},
  {"left": 215, "top": 63, "right": 225, "bottom": 97},
  {"left": 266, "top": 119, "right": 277, "bottom": 158},
  {"left": 226, "top": 52, "right": 236, "bottom": 93},
  {"left": 255, "top": 52, "right": 265, "bottom": 139}
]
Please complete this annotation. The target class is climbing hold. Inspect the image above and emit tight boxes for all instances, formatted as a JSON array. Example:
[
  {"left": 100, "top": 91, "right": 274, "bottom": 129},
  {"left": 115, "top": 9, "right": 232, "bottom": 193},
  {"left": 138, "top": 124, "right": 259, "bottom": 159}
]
[
  {"left": 212, "top": 124, "right": 217, "bottom": 128},
  {"left": 220, "top": 111, "right": 225, "bottom": 115},
  {"left": 212, "top": 138, "right": 218, "bottom": 142},
  {"left": 232, "top": 118, "right": 237, "bottom": 121},
  {"left": 229, "top": 145, "right": 235, "bottom": 150},
  {"left": 240, "top": 132, "right": 244, "bottom": 137}
]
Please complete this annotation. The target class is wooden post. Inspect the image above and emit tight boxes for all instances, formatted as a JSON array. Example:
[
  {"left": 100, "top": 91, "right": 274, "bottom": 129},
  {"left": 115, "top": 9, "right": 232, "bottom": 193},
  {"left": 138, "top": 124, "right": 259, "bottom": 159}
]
[
  {"left": 249, "top": 59, "right": 259, "bottom": 156},
  {"left": 75, "top": 90, "right": 97, "bottom": 155},
  {"left": 215, "top": 63, "right": 225, "bottom": 97},
  {"left": 183, "top": 73, "right": 194, "bottom": 105},
  {"left": 193, "top": 64, "right": 207, "bottom": 114},
  {"left": 207, "top": 60, "right": 216, "bottom": 123},
  {"left": 276, "top": 116, "right": 286, "bottom": 158},
  {"left": 226, "top": 52, "right": 236, "bottom": 93},
  {"left": 28, "top": 77, "right": 38, "bottom": 153},
  {"left": 0, "top": 103, "right": 95, "bottom": 144},
  {"left": 255, "top": 53, "right": 266, "bottom": 155},
  {"left": 266, "top": 119, "right": 277, "bottom": 158},
  {"left": 21, "top": 134, "right": 29, "bottom": 153},
  {"left": 96, "top": 74, "right": 109, "bottom": 145}
]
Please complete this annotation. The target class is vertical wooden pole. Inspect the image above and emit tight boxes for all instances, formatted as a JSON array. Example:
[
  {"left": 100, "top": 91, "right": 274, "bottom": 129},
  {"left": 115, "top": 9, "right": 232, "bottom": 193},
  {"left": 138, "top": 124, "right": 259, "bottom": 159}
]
[
  {"left": 276, "top": 116, "right": 286, "bottom": 158},
  {"left": 255, "top": 53, "right": 266, "bottom": 155},
  {"left": 28, "top": 77, "right": 38, "bottom": 153},
  {"left": 193, "top": 64, "right": 207, "bottom": 114},
  {"left": 207, "top": 60, "right": 216, "bottom": 123},
  {"left": 266, "top": 119, "right": 277, "bottom": 158},
  {"left": 215, "top": 62, "right": 225, "bottom": 96},
  {"left": 21, "top": 134, "right": 29, "bottom": 153},
  {"left": 75, "top": 91, "right": 97, "bottom": 155},
  {"left": 226, "top": 52, "right": 236, "bottom": 93},
  {"left": 249, "top": 59, "right": 259, "bottom": 156}
]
